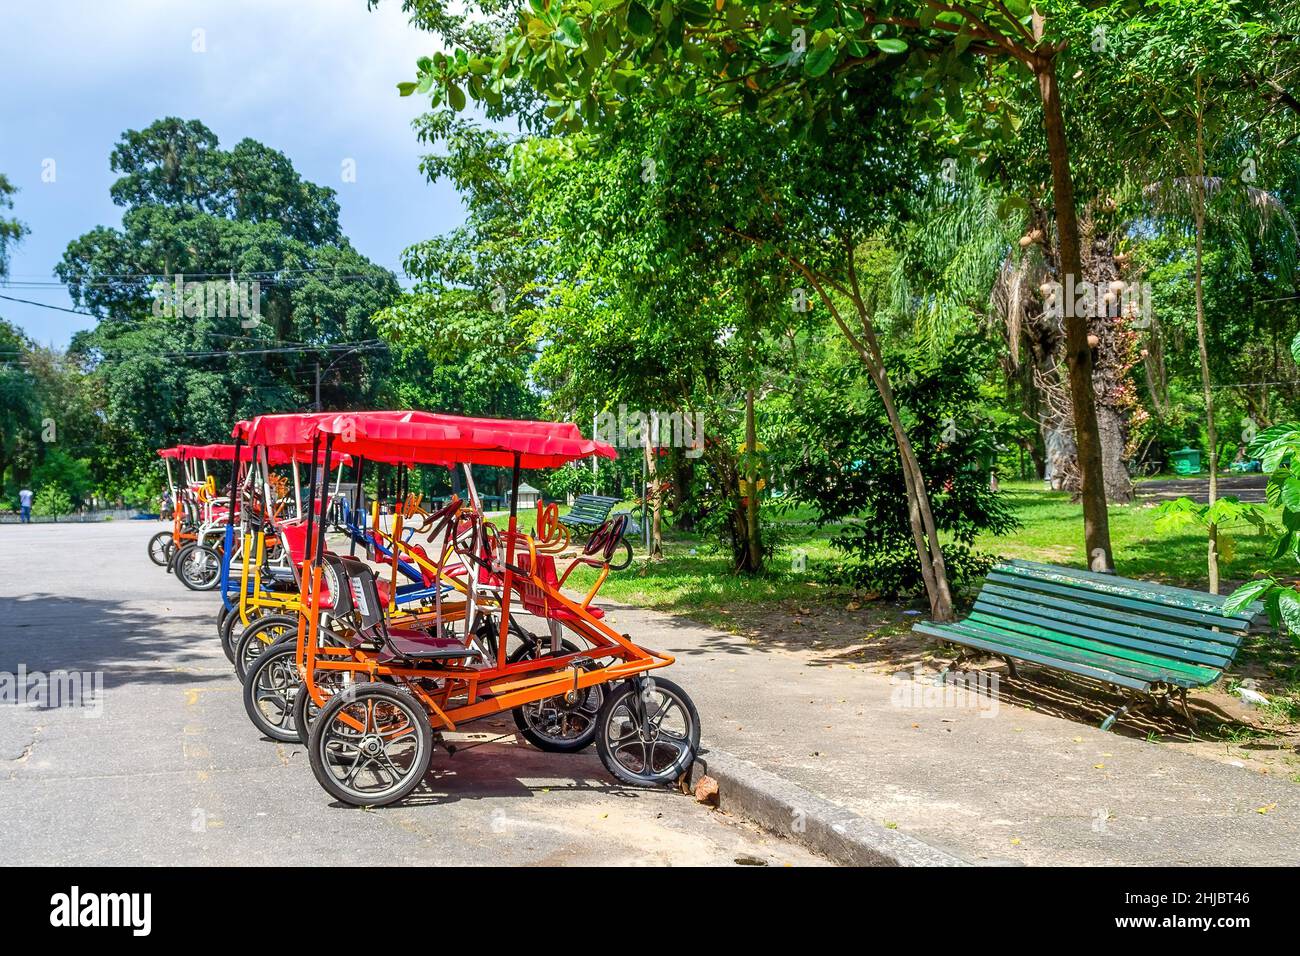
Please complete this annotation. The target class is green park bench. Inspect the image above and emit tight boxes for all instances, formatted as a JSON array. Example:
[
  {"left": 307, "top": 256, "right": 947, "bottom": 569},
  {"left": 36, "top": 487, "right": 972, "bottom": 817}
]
[
  {"left": 560, "top": 494, "right": 623, "bottom": 533},
  {"left": 912, "top": 559, "right": 1264, "bottom": 732}
]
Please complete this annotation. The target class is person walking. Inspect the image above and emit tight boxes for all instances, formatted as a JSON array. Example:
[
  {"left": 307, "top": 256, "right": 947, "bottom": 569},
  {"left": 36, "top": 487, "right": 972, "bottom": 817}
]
[{"left": 18, "top": 487, "right": 33, "bottom": 524}]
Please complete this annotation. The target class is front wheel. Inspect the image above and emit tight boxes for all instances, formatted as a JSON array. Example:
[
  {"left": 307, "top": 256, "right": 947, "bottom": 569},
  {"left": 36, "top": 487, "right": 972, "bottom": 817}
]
[
  {"left": 148, "top": 531, "right": 174, "bottom": 566},
  {"left": 242, "top": 642, "right": 302, "bottom": 742},
  {"left": 307, "top": 684, "right": 432, "bottom": 807},
  {"left": 234, "top": 614, "right": 298, "bottom": 682},
  {"left": 595, "top": 676, "right": 700, "bottom": 787}
]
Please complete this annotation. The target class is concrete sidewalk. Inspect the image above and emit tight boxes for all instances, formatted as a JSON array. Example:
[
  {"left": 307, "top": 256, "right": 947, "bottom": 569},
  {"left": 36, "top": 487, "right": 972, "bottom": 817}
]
[{"left": 601, "top": 602, "right": 1300, "bottom": 866}]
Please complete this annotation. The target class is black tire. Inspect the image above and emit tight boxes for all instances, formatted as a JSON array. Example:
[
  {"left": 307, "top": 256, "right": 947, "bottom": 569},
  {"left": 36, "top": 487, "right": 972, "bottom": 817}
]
[
  {"left": 607, "top": 536, "right": 634, "bottom": 572},
  {"left": 220, "top": 605, "right": 269, "bottom": 664},
  {"left": 508, "top": 638, "right": 603, "bottom": 753},
  {"left": 242, "top": 642, "right": 302, "bottom": 742},
  {"left": 307, "top": 684, "right": 433, "bottom": 807},
  {"left": 148, "top": 531, "right": 174, "bottom": 566},
  {"left": 595, "top": 676, "right": 700, "bottom": 787},
  {"left": 234, "top": 614, "right": 299, "bottom": 682},
  {"left": 291, "top": 665, "right": 358, "bottom": 745},
  {"left": 176, "top": 544, "right": 222, "bottom": 591},
  {"left": 216, "top": 603, "right": 233, "bottom": 641}
]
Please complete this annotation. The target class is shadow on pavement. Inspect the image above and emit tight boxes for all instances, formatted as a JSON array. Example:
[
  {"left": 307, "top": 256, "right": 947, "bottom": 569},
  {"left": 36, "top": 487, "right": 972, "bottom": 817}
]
[{"left": 0, "top": 593, "right": 225, "bottom": 690}]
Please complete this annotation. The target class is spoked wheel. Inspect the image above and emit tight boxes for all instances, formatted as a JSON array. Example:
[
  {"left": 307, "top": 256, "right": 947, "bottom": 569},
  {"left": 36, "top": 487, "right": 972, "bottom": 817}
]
[
  {"left": 307, "top": 684, "right": 433, "bottom": 807},
  {"left": 220, "top": 605, "right": 268, "bottom": 663},
  {"left": 292, "top": 666, "right": 358, "bottom": 745},
  {"left": 607, "top": 536, "right": 634, "bottom": 572},
  {"left": 595, "top": 676, "right": 700, "bottom": 787},
  {"left": 176, "top": 544, "right": 222, "bottom": 591},
  {"left": 234, "top": 614, "right": 298, "bottom": 682},
  {"left": 148, "top": 531, "right": 174, "bottom": 566},
  {"left": 242, "top": 640, "right": 302, "bottom": 742},
  {"left": 508, "top": 638, "right": 603, "bottom": 753},
  {"left": 216, "top": 603, "right": 233, "bottom": 641}
]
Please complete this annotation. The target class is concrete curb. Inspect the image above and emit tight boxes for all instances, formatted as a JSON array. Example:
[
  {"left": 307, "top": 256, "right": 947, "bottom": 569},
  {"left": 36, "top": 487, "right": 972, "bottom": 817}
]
[{"left": 688, "top": 750, "right": 970, "bottom": 867}]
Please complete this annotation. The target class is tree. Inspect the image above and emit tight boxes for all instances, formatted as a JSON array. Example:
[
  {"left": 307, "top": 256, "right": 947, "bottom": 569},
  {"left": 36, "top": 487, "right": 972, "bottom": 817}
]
[
  {"left": 57, "top": 118, "right": 400, "bottom": 489},
  {"left": 0, "top": 172, "right": 27, "bottom": 277},
  {"left": 408, "top": 0, "right": 1121, "bottom": 575},
  {"left": 1092, "top": 0, "right": 1291, "bottom": 591}
]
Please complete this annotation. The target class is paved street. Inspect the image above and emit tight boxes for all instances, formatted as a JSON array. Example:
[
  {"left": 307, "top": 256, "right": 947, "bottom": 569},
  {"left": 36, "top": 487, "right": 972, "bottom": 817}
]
[{"left": 0, "top": 521, "right": 823, "bottom": 866}]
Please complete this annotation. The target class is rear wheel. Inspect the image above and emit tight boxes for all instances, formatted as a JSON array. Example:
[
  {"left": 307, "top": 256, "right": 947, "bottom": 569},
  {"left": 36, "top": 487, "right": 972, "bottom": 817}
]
[
  {"left": 595, "top": 676, "right": 700, "bottom": 787},
  {"left": 308, "top": 684, "right": 432, "bottom": 807},
  {"left": 148, "top": 531, "right": 174, "bottom": 566},
  {"left": 176, "top": 544, "right": 222, "bottom": 591},
  {"left": 508, "top": 638, "right": 602, "bottom": 753}
]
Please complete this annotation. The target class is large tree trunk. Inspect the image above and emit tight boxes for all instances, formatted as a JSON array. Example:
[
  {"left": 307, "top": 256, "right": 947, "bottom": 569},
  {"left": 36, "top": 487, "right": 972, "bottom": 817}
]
[
  {"left": 743, "top": 385, "right": 762, "bottom": 573},
  {"left": 1033, "top": 45, "right": 1116, "bottom": 571},
  {"left": 642, "top": 416, "right": 663, "bottom": 560},
  {"left": 1193, "top": 85, "right": 1220, "bottom": 593}
]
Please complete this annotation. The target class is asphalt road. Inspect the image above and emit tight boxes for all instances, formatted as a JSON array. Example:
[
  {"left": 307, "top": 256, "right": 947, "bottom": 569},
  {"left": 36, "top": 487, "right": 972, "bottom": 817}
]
[{"left": 0, "top": 520, "right": 823, "bottom": 866}]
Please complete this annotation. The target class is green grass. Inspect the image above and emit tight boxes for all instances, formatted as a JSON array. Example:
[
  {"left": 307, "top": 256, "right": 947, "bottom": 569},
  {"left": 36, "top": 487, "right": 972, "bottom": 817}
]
[
  {"left": 978, "top": 482, "right": 1284, "bottom": 589},
  {"left": 555, "top": 480, "right": 1286, "bottom": 624}
]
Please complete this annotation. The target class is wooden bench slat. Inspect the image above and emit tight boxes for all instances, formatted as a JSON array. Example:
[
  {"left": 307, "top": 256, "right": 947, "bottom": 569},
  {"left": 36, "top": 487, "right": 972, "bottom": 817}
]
[
  {"left": 976, "top": 585, "right": 1242, "bottom": 659},
  {"left": 966, "top": 611, "right": 1221, "bottom": 685},
  {"left": 942, "top": 618, "right": 1212, "bottom": 688},
  {"left": 1005, "top": 559, "right": 1263, "bottom": 619},
  {"left": 987, "top": 568, "right": 1250, "bottom": 632},
  {"left": 914, "top": 622, "right": 1153, "bottom": 691},
  {"left": 973, "top": 595, "right": 1237, "bottom": 672}
]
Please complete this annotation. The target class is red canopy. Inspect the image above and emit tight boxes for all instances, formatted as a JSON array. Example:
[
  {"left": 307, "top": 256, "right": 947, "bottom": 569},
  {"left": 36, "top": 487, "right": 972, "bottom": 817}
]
[{"left": 312, "top": 410, "right": 616, "bottom": 469}]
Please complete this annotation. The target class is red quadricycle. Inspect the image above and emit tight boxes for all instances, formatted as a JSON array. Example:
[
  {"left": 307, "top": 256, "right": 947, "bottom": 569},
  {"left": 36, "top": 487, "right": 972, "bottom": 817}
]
[{"left": 241, "top": 410, "right": 701, "bottom": 806}]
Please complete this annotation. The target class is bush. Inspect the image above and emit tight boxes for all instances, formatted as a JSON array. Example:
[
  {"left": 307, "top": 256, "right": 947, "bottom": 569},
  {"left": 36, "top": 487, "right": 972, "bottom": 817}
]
[
  {"left": 33, "top": 486, "right": 73, "bottom": 517},
  {"left": 781, "top": 336, "right": 1019, "bottom": 597}
]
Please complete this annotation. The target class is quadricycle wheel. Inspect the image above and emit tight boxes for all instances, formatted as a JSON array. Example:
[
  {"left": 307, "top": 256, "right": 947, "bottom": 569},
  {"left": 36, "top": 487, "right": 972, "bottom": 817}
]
[
  {"left": 242, "top": 638, "right": 302, "bottom": 742},
  {"left": 175, "top": 543, "right": 223, "bottom": 591},
  {"left": 148, "top": 531, "right": 174, "bottom": 566},
  {"left": 595, "top": 676, "right": 700, "bottom": 787},
  {"left": 507, "top": 637, "right": 603, "bottom": 753},
  {"left": 234, "top": 614, "right": 298, "bottom": 682},
  {"left": 307, "top": 683, "right": 433, "bottom": 807}
]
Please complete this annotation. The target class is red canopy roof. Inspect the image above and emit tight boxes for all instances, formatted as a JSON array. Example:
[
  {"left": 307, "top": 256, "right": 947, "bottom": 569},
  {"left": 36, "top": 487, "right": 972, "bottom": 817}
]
[{"left": 313, "top": 410, "right": 617, "bottom": 469}]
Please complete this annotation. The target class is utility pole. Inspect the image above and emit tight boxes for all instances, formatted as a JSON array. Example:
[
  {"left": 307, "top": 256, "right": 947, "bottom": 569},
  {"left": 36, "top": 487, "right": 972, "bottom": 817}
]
[{"left": 314, "top": 361, "right": 321, "bottom": 412}]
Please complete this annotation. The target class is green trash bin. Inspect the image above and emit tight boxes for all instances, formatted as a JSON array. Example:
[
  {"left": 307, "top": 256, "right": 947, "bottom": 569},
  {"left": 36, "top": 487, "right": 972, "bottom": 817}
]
[{"left": 1169, "top": 447, "right": 1202, "bottom": 476}]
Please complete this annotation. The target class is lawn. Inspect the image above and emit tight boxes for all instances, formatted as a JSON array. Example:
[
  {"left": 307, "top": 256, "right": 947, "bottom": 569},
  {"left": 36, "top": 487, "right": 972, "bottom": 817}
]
[{"left": 559, "top": 479, "right": 1288, "bottom": 624}]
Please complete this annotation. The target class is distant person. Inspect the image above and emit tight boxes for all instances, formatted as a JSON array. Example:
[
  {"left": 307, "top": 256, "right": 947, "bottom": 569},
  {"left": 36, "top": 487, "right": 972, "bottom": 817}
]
[{"left": 18, "top": 487, "right": 33, "bottom": 524}]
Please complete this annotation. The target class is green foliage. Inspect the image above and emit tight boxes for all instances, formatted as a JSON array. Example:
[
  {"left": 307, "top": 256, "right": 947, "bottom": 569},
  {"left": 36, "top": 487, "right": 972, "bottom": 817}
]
[
  {"left": 1153, "top": 496, "right": 1274, "bottom": 566},
  {"left": 53, "top": 118, "right": 401, "bottom": 493},
  {"left": 782, "top": 335, "right": 1019, "bottom": 596},
  {"left": 32, "top": 486, "right": 73, "bottom": 518}
]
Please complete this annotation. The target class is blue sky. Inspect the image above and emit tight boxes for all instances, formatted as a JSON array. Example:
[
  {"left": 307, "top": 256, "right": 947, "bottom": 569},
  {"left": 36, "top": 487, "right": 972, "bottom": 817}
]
[{"left": 0, "top": 0, "right": 465, "bottom": 347}]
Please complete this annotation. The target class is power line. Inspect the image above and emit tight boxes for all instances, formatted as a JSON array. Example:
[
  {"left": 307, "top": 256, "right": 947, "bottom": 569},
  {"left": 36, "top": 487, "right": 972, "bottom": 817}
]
[{"left": 0, "top": 293, "right": 100, "bottom": 317}]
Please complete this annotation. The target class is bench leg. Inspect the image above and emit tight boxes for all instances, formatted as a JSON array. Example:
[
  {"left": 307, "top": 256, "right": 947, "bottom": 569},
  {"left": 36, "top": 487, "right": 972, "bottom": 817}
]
[
  {"left": 938, "top": 646, "right": 973, "bottom": 683},
  {"left": 1100, "top": 693, "right": 1145, "bottom": 732},
  {"left": 1002, "top": 656, "right": 1019, "bottom": 680},
  {"left": 1176, "top": 688, "right": 1199, "bottom": 732}
]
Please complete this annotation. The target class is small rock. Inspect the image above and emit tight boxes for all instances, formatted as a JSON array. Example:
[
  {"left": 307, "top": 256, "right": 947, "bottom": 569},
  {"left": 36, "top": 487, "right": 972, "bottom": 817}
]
[{"left": 694, "top": 775, "right": 720, "bottom": 806}]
